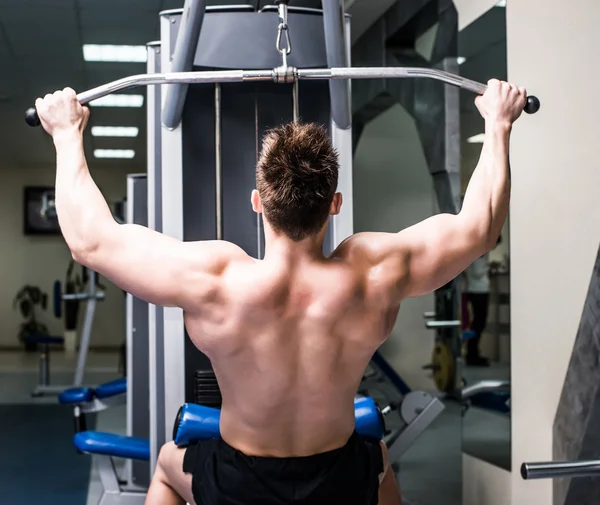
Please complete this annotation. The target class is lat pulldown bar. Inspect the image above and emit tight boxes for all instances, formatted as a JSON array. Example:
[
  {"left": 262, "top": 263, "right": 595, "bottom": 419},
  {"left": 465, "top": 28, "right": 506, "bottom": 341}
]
[{"left": 24, "top": 67, "right": 540, "bottom": 127}]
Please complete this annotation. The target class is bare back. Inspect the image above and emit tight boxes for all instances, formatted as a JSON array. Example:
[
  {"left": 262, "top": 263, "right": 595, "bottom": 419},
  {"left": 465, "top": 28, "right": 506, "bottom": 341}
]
[{"left": 184, "top": 243, "right": 401, "bottom": 458}]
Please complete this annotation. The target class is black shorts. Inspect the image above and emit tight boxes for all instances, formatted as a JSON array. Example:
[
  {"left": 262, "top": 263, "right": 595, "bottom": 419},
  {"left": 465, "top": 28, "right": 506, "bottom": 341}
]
[{"left": 183, "top": 431, "right": 384, "bottom": 505}]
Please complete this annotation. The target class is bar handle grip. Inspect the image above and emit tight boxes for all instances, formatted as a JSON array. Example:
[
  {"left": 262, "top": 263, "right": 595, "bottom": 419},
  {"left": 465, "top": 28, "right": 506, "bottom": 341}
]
[
  {"left": 25, "top": 107, "right": 41, "bottom": 127},
  {"left": 524, "top": 96, "right": 540, "bottom": 114}
]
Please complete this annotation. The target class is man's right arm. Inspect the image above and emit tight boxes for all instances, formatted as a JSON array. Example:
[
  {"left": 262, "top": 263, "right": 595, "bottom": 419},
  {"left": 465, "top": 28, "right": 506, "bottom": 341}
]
[
  {"left": 36, "top": 88, "right": 247, "bottom": 313},
  {"left": 340, "top": 80, "right": 525, "bottom": 300}
]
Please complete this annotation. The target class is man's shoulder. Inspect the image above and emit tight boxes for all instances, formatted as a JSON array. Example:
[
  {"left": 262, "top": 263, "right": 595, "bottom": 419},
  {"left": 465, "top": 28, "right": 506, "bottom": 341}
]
[
  {"left": 192, "top": 240, "right": 249, "bottom": 258},
  {"left": 185, "top": 240, "right": 253, "bottom": 276},
  {"left": 332, "top": 232, "right": 406, "bottom": 263}
]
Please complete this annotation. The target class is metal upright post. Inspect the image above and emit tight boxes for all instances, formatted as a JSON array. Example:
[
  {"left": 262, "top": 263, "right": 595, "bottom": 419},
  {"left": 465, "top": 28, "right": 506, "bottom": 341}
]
[
  {"left": 215, "top": 83, "right": 223, "bottom": 240},
  {"left": 322, "top": 0, "right": 351, "bottom": 129},
  {"left": 162, "top": 0, "right": 208, "bottom": 129},
  {"left": 73, "top": 269, "right": 98, "bottom": 386}
]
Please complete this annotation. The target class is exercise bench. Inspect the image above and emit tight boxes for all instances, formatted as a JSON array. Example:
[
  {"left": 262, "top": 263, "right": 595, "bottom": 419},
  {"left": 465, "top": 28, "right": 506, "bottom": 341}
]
[
  {"left": 60, "top": 378, "right": 127, "bottom": 432},
  {"left": 462, "top": 380, "right": 511, "bottom": 416},
  {"left": 71, "top": 397, "right": 386, "bottom": 505},
  {"left": 74, "top": 431, "right": 149, "bottom": 505},
  {"left": 25, "top": 334, "right": 65, "bottom": 397}
]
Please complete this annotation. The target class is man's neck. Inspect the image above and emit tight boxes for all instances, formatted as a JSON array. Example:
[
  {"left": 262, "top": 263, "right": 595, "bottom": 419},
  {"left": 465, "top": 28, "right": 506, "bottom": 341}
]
[{"left": 263, "top": 231, "right": 325, "bottom": 262}]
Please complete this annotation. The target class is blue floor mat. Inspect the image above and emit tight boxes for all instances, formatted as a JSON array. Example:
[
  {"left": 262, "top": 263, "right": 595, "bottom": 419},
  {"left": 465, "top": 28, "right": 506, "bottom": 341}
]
[{"left": 0, "top": 405, "right": 95, "bottom": 505}]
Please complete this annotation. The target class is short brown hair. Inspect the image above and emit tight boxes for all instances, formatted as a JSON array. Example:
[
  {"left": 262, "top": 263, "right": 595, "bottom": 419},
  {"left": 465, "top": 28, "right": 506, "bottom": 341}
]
[{"left": 256, "top": 122, "right": 339, "bottom": 242}]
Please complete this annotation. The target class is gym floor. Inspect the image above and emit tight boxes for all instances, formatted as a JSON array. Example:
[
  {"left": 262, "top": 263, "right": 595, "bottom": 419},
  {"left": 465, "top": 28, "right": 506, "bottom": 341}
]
[
  {"left": 463, "top": 363, "right": 511, "bottom": 471},
  {"left": 0, "top": 351, "right": 508, "bottom": 505},
  {"left": 0, "top": 350, "right": 122, "bottom": 505}
]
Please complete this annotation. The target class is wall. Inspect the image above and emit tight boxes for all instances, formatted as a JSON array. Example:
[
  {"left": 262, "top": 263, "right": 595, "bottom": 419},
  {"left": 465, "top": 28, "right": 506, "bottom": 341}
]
[
  {"left": 463, "top": 453, "right": 511, "bottom": 504},
  {"left": 0, "top": 165, "right": 131, "bottom": 350},
  {"left": 354, "top": 103, "right": 437, "bottom": 391},
  {"left": 508, "top": 0, "right": 600, "bottom": 503}
]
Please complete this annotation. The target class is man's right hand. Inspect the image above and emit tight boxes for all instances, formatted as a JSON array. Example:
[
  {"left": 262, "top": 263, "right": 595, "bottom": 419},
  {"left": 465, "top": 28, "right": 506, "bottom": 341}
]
[
  {"left": 36, "top": 88, "right": 90, "bottom": 140},
  {"left": 475, "top": 79, "right": 527, "bottom": 126}
]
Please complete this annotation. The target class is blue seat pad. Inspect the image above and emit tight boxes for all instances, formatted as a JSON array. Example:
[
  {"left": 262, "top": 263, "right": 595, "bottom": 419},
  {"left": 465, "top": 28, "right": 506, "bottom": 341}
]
[
  {"left": 59, "top": 378, "right": 127, "bottom": 405},
  {"left": 59, "top": 387, "right": 94, "bottom": 405},
  {"left": 94, "top": 378, "right": 127, "bottom": 399},
  {"left": 470, "top": 392, "right": 511, "bottom": 414},
  {"left": 25, "top": 335, "right": 64, "bottom": 345},
  {"left": 74, "top": 431, "right": 150, "bottom": 461}
]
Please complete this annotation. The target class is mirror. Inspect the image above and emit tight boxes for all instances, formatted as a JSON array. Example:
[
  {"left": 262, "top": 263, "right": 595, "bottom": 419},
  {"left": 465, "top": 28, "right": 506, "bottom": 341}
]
[
  {"left": 354, "top": 104, "right": 462, "bottom": 505},
  {"left": 459, "top": 2, "right": 512, "bottom": 471}
]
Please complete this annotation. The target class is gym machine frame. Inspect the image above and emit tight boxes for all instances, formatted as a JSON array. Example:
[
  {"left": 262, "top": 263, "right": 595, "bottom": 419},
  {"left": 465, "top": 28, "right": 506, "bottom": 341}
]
[{"left": 23, "top": 3, "right": 539, "bottom": 495}]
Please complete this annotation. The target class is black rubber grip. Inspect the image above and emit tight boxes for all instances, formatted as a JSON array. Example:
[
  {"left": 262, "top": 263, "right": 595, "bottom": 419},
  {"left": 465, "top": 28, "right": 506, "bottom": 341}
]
[
  {"left": 25, "top": 107, "right": 41, "bottom": 127},
  {"left": 524, "top": 95, "right": 540, "bottom": 114}
]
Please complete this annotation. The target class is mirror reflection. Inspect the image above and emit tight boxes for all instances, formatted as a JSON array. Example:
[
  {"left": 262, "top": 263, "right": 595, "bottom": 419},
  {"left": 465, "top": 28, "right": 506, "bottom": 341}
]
[{"left": 459, "top": 2, "right": 512, "bottom": 471}]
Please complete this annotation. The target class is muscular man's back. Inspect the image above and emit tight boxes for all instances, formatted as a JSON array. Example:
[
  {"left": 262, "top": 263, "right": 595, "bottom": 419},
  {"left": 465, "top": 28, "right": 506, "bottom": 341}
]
[
  {"left": 185, "top": 241, "right": 400, "bottom": 458},
  {"left": 40, "top": 82, "right": 521, "bottom": 505}
]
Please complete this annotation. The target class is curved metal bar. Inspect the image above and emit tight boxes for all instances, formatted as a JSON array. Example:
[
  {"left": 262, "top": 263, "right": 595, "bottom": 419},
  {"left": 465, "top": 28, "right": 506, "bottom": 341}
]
[
  {"left": 73, "top": 67, "right": 490, "bottom": 105},
  {"left": 425, "top": 320, "right": 461, "bottom": 329},
  {"left": 462, "top": 380, "right": 510, "bottom": 399},
  {"left": 77, "top": 70, "right": 254, "bottom": 105},
  {"left": 27, "top": 66, "right": 537, "bottom": 127},
  {"left": 298, "top": 67, "right": 488, "bottom": 94},
  {"left": 521, "top": 460, "right": 600, "bottom": 480}
]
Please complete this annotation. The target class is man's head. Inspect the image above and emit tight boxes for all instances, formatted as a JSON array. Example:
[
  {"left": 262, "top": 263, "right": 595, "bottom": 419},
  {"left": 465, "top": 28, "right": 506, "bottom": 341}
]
[{"left": 252, "top": 122, "right": 341, "bottom": 242}]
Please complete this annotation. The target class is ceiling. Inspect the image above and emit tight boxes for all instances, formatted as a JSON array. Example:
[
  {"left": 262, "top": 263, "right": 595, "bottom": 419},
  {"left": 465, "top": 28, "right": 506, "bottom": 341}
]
[
  {"left": 0, "top": 0, "right": 344, "bottom": 172},
  {"left": 0, "top": 0, "right": 506, "bottom": 172},
  {"left": 0, "top": 0, "right": 187, "bottom": 171}
]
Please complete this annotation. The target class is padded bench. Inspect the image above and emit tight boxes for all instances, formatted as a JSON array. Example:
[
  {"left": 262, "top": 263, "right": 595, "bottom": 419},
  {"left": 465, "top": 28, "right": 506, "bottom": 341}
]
[
  {"left": 469, "top": 392, "right": 510, "bottom": 414},
  {"left": 59, "top": 378, "right": 127, "bottom": 405},
  {"left": 462, "top": 380, "right": 511, "bottom": 415},
  {"left": 174, "top": 396, "right": 385, "bottom": 447},
  {"left": 73, "top": 396, "right": 385, "bottom": 505},
  {"left": 60, "top": 378, "right": 128, "bottom": 433},
  {"left": 25, "top": 334, "right": 65, "bottom": 394},
  {"left": 74, "top": 432, "right": 150, "bottom": 461},
  {"left": 74, "top": 431, "right": 149, "bottom": 505},
  {"left": 74, "top": 396, "right": 384, "bottom": 462}
]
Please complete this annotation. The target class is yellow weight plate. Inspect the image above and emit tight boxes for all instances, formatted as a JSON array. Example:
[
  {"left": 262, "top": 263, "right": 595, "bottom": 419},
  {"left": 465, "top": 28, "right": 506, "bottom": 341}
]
[{"left": 431, "top": 342, "right": 455, "bottom": 392}]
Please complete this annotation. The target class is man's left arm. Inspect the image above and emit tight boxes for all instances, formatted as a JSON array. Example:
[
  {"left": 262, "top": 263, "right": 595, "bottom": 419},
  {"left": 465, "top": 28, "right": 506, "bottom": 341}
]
[{"left": 38, "top": 89, "right": 243, "bottom": 311}]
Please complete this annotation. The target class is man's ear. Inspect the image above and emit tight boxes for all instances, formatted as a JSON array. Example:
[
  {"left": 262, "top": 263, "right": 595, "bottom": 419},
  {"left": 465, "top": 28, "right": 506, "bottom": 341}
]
[
  {"left": 330, "top": 193, "right": 343, "bottom": 216},
  {"left": 251, "top": 190, "right": 263, "bottom": 213}
]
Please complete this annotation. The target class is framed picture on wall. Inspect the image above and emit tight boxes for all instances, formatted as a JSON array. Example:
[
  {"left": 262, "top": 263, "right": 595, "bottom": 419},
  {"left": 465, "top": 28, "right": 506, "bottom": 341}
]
[{"left": 23, "top": 186, "right": 60, "bottom": 236}]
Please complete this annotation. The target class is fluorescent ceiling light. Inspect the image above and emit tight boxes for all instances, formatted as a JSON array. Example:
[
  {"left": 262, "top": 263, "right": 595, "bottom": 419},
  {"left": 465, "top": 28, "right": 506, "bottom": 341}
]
[
  {"left": 94, "top": 149, "right": 136, "bottom": 159},
  {"left": 495, "top": 0, "right": 506, "bottom": 6},
  {"left": 457, "top": 56, "right": 467, "bottom": 65},
  {"left": 83, "top": 44, "right": 147, "bottom": 63},
  {"left": 89, "top": 94, "right": 144, "bottom": 107},
  {"left": 466, "top": 133, "right": 485, "bottom": 144},
  {"left": 91, "top": 126, "right": 139, "bottom": 137}
]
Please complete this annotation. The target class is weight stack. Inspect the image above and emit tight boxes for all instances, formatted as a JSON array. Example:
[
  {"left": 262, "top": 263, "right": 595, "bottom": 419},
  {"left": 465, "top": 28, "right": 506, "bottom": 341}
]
[{"left": 194, "top": 370, "right": 222, "bottom": 409}]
